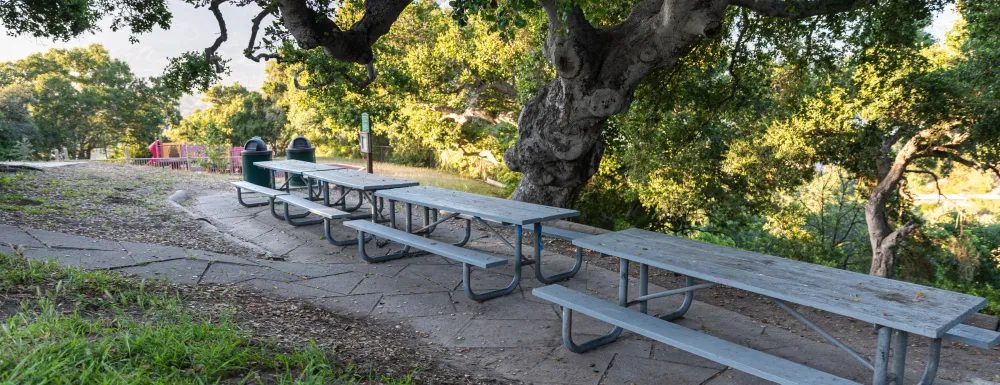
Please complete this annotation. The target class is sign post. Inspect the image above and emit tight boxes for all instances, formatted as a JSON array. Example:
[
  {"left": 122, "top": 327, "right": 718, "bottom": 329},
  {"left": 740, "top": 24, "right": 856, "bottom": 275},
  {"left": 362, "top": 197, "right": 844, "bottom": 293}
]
[{"left": 360, "top": 112, "right": 372, "bottom": 173}]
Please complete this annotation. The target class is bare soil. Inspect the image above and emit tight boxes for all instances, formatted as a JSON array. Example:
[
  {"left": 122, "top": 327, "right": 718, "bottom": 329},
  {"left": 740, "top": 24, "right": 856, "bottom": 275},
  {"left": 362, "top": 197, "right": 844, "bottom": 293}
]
[{"left": 0, "top": 163, "right": 254, "bottom": 255}]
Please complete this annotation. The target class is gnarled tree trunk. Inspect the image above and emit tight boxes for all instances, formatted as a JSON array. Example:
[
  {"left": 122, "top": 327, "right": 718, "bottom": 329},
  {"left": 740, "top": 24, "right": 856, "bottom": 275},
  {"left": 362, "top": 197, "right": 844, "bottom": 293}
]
[
  {"left": 505, "top": 0, "right": 730, "bottom": 206},
  {"left": 505, "top": 0, "right": 870, "bottom": 207}
]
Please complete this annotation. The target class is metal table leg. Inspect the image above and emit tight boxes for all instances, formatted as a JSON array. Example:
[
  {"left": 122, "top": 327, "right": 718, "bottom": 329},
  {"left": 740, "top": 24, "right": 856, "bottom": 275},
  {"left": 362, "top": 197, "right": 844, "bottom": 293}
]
[
  {"left": 893, "top": 330, "right": 908, "bottom": 385},
  {"left": 562, "top": 258, "right": 628, "bottom": 352},
  {"left": 874, "top": 326, "right": 893, "bottom": 385},
  {"left": 463, "top": 224, "right": 523, "bottom": 302},
  {"left": 235, "top": 187, "right": 269, "bottom": 207},
  {"left": 532, "top": 222, "right": 583, "bottom": 284}
]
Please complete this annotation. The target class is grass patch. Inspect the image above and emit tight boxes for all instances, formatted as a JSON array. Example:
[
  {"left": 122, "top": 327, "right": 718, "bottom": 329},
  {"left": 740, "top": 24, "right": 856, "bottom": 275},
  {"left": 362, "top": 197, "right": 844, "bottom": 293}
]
[{"left": 0, "top": 252, "right": 415, "bottom": 384}]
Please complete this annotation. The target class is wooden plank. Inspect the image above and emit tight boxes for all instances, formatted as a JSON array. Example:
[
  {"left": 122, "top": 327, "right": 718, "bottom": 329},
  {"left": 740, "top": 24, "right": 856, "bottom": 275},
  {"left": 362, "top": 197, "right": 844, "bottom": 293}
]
[
  {"left": 303, "top": 169, "right": 419, "bottom": 191},
  {"left": 532, "top": 285, "right": 860, "bottom": 385},
  {"left": 253, "top": 160, "right": 343, "bottom": 173},
  {"left": 344, "top": 220, "right": 507, "bottom": 268},
  {"left": 276, "top": 194, "right": 350, "bottom": 219},
  {"left": 231, "top": 181, "right": 287, "bottom": 197},
  {"left": 573, "top": 229, "right": 986, "bottom": 338},
  {"left": 375, "top": 186, "right": 579, "bottom": 225},
  {"left": 944, "top": 324, "right": 1000, "bottom": 349}
]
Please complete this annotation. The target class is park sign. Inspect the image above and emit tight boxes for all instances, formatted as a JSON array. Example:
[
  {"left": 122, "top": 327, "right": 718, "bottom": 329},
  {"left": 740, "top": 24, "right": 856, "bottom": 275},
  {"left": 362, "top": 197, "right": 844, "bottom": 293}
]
[{"left": 361, "top": 112, "right": 370, "bottom": 133}]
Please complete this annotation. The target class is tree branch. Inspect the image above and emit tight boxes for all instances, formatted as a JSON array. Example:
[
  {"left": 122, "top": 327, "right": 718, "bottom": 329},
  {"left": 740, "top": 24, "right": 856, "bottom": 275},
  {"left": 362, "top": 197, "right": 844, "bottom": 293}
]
[
  {"left": 205, "top": 0, "right": 229, "bottom": 72},
  {"left": 245, "top": 7, "right": 283, "bottom": 63},
  {"left": 729, "top": 0, "right": 870, "bottom": 19},
  {"left": 276, "top": 0, "right": 410, "bottom": 65},
  {"left": 905, "top": 168, "right": 944, "bottom": 200},
  {"left": 292, "top": 62, "right": 378, "bottom": 90}
]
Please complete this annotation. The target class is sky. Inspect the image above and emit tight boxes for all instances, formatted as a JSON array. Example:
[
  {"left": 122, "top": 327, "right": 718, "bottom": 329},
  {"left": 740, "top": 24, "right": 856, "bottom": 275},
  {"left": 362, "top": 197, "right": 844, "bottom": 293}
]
[{"left": 0, "top": 2, "right": 959, "bottom": 116}]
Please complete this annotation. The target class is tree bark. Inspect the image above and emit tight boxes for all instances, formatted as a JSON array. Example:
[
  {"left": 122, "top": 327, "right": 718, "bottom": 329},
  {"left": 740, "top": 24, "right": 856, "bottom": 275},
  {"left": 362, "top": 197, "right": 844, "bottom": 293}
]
[{"left": 506, "top": 0, "right": 730, "bottom": 206}]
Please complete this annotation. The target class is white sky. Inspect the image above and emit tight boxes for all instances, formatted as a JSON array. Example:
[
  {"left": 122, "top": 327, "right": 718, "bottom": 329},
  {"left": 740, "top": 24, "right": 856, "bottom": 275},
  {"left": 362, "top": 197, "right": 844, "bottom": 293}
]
[{"left": 0, "top": 2, "right": 959, "bottom": 116}]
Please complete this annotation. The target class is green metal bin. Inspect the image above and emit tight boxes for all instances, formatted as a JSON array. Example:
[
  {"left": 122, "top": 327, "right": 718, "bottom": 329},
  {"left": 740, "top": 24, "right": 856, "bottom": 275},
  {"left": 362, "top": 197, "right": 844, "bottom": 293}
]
[
  {"left": 285, "top": 136, "right": 315, "bottom": 187},
  {"left": 241, "top": 137, "right": 273, "bottom": 187}
]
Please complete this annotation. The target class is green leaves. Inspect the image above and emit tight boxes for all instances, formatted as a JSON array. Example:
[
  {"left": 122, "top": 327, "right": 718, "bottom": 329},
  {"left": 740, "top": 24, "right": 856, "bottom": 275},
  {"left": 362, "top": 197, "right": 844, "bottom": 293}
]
[{"left": 0, "top": 0, "right": 171, "bottom": 42}]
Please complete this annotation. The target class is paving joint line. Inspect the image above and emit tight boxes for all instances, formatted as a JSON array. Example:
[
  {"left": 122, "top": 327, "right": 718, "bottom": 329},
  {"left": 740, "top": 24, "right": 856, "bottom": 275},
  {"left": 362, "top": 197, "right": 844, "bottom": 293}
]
[
  {"left": 596, "top": 352, "right": 618, "bottom": 385},
  {"left": 698, "top": 366, "right": 729, "bottom": 385}
]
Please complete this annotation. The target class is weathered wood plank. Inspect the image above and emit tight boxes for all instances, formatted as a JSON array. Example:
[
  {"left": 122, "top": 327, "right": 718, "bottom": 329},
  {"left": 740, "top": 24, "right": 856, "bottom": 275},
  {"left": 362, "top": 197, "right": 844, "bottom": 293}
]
[
  {"left": 303, "top": 169, "right": 419, "bottom": 191},
  {"left": 253, "top": 160, "right": 343, "bottom": 173},
  {"left": 231, "top": 181, "right": 287, "bottom": 197},
  {"left": 375, "top": 186, "right": 579, "bottom": 225},
  {"left": 944, "top": 324, "right": 1000, "bottom": 349},
  {"left": 573, "top": 228, "right": 986, "bottom": 338},
  {"left": 533, "top": 285, "right": 860, "bottom": 385},
  {"left": 344, "top": 220, "right": 507, "bottom": 268},
  {"left": 276, "top": 194, "right": 350, "bottom": 219}
]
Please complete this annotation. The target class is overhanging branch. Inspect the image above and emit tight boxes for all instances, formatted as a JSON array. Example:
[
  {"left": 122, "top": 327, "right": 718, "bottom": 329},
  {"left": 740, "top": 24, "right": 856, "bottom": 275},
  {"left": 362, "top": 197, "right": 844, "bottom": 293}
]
[
  {"left": 293, "top": 62, "right": 378, "bottom": 90},
  {"left": 245, "top": 7, "right": 283, "bottom": 63},
  {"left": 729, "top": 0, "right": 871, "bottom": 19},
  {"left": 206, "top": 0, "right": 229, "bottom": 72}
]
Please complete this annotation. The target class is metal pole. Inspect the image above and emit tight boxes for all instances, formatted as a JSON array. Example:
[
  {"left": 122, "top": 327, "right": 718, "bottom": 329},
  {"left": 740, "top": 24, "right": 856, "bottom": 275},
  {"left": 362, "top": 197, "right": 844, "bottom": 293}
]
[
  {"left": 366, "top": 132, "right": 373, "bottom": 174},
  {"left": 873, "top": 326, "right": 893, "bottom": 385},
  {"left": 893, "top": 330, "right": 908, "bottom": 385}
]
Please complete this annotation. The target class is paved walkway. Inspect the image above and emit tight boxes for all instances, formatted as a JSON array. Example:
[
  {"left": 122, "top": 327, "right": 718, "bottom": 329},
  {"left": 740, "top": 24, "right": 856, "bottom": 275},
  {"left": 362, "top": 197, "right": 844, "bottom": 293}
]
[{"left": 1, "top": 191, "right": 990, "bottom": 384}]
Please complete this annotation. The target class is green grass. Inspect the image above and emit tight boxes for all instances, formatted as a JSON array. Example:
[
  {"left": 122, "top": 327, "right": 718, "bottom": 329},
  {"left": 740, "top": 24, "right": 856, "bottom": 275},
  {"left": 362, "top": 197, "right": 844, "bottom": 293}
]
[
  {"left": 318, "top": 157, "right": 506, "bottom": 198},
  {"left": 0, "top": 252, "right": 415, "bottom": 385}
]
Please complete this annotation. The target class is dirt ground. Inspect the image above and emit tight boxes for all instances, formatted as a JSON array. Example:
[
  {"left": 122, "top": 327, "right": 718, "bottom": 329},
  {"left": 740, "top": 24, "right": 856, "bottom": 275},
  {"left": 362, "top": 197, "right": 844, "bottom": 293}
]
[{"left": 0, "top": 163, "right": 254, "bottom": 255}]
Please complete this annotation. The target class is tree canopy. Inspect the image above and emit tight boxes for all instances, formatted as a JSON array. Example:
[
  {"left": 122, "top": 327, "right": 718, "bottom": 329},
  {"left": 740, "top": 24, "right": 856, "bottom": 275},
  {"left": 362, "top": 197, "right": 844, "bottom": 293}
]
[{"left": 0, "top": 45, "right": 179, "bottom": 159}]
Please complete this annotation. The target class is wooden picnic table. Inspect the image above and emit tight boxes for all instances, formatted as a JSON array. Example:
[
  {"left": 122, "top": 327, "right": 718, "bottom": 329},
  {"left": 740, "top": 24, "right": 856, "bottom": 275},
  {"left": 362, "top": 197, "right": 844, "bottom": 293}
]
[
  {"left": 252, "top": 160, "right": 344, "bottom": 197},
  {"left": 372, "top": 186, "right": 581, "bottom": 300},
  {"left": 541, "top": 228, "right": 988, "bottom": 385},
  {"left": 303, "top": 169, "right": 419, "bottom": 226}
]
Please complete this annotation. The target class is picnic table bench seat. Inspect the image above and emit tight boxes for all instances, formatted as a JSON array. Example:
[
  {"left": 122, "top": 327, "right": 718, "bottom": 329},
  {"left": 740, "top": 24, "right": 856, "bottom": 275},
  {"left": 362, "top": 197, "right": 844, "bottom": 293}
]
[
  {"left": 344, "top": 220, "right": 507, "bottom": 269},
  {"left": 533, "top": 285, "right": 861, "bottom": 385},
  {"left": 943, "top": 323, "right": 1000, "bottom": 349},
  {"left": 232, "top": 181, "right": 288, "bottom": 207},
  {"left": 275, "top": 194, "right": 351, "bottom": 221}
]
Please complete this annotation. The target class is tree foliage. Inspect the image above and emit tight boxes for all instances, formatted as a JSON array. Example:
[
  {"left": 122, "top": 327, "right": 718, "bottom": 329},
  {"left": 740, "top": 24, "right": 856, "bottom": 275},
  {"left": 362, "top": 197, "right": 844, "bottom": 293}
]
[
  {"left": 0, "top": 45, "right": 178, "bottom": 159},
  {"left": 171, "top": 83, "right": 286, "bottom": 150}
]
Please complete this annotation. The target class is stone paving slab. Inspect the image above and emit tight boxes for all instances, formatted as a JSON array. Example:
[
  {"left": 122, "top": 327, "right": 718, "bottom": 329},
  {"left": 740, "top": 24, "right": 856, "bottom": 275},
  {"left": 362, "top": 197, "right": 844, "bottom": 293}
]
[
  {"left": 200, "top": 263, "right": 299, "bottom": 285},
  {"left": 26, "top": 228, "right": 122, "bottom": 250},
  {"left": 0, "top": 224, "right": 44, "bottom": 248},
  {"left": 117, "top": 258, "right": 209, "bottom": 285}
]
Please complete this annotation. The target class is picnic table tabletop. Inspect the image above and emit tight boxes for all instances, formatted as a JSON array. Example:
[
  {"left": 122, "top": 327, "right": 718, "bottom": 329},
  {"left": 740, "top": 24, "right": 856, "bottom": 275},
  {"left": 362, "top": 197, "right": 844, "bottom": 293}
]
[
  {"left": 252, "top": 160, "right": 344, "bottom": 173},
  {"left": 375, "top": 185, "right": 580, "bottom": 225},
  {"left": 303, "top": 169, "right": 419, "bottom": 191},
  {"left": 575, "top": 228, "right": 986, "bottom": 338}
]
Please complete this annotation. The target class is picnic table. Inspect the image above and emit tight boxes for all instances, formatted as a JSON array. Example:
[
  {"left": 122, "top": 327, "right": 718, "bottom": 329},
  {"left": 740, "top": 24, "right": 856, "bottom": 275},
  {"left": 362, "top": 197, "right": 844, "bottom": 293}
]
[
  {"left": 302, "top": 169, "right": 419, "bottom": 245},
  {"left": 533, "top": 228, "right": 995, "bottom": 385},
  {"left": 252, "top": 160, "right": 344, "bottom": 198},
  {"left": 347, "top": 185, "right": 582, "bottom": 301}
]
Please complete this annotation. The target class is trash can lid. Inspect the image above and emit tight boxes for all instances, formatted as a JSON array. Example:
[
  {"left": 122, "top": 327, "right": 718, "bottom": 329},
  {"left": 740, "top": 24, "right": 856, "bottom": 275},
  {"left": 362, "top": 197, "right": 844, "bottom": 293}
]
[
  {"left": 288, "top": 136, "right": 313, "bottom": 150},
  {"left": 244, "top": 137, "right": 268, "bottom": 152}
]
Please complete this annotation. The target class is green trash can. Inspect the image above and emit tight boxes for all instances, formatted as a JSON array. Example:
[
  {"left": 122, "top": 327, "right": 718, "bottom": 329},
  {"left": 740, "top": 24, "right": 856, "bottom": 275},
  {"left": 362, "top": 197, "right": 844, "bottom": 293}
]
[
  {"left": 241, "top": 137, "right": 273, "bottom": 187},
  {"left": 285, "top": 136, "right": 315, "bottom": 187}
]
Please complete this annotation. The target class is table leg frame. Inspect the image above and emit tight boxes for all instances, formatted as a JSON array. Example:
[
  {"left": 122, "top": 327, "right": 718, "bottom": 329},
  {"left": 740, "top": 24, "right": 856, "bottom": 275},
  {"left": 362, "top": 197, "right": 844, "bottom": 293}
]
[
  {"left": 561, "top": 258, "right": 629, "bottom": 352},
  {"left": 532, "top": 222, "right": 583, "bottom": 284},
  {"left": 235, "top": 187, "right": 269, "bottom": 207},
  {"left": 462, "top": 224, "right": 523, "bottom": 302}
]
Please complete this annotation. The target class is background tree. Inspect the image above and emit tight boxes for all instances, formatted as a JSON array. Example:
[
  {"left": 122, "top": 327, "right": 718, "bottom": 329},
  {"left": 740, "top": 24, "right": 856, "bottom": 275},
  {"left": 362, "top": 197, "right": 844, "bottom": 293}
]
[
  {"left": 171, "top": 83, "right": 286, "bottom": 150},
  {"left": 773, "top": 5, "right": 999, "bottom": 278},
  {"left": 0, "top": 83, "right": 37, "bottom": 160},
  {"left": 0, "top": 45, "right": 178, "bottom": 159}
]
